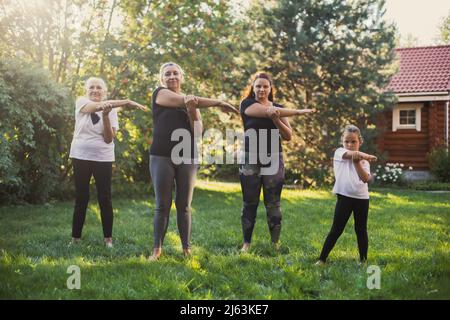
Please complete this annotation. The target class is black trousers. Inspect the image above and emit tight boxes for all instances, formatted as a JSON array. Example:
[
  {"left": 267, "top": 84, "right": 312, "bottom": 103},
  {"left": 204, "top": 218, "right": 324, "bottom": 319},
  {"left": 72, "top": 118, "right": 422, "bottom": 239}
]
[
  {"left": 71, "top": 158, "right": 113, "bottom": 238},
  {"left": 319, "top": 194, "right": 369, "bottom": 262},
  {"left": 239, "top": 155, "right": 285, "bottom": 244}
]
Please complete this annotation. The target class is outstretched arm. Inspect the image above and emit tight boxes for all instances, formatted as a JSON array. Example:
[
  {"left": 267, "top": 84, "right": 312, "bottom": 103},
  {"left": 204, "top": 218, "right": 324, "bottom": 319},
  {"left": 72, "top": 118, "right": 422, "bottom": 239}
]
[
  {"left": 155, "top": 88, "right": 238, "bottom": 114},
  {"left": 342, "top": 150, "right": 377, "bottom": 162},
  {"left": 195, "top": 97, "right": 238, "bottom": 114},
  {"left": 244, "top": 102, "right": 315, "bottom": 118},
  {"left": 80, "top": 99, "right": 147, "bottom": 113},
  {"left": 155, "top": 88, "right": 185, "bottom": 107}
]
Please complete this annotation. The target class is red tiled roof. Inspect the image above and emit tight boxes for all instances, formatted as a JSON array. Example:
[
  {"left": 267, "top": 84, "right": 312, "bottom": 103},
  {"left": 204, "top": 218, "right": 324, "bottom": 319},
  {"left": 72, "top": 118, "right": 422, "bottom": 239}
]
[{"left": 386, "top": 45, "right": 450, "bottom": 94}]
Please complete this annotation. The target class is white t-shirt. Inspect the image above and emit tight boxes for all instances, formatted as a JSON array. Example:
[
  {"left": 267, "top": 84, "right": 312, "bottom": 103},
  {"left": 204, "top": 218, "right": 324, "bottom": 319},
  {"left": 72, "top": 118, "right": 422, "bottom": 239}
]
[
  {"left": 69, "top": 97, "right": 119, "bottom": 162},
  {"left": 332, "top": 147, "right": 370, "bottom": 199}
]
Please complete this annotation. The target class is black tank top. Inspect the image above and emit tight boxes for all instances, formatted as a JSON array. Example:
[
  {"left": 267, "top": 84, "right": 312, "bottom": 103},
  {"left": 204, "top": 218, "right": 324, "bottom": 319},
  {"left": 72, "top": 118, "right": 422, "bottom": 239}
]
[
  {"left": 240, "top": 98, "right": 283, "bottom": 155},
  {"left": 149, "top": 87, "right": 195, "bottom": 158}
]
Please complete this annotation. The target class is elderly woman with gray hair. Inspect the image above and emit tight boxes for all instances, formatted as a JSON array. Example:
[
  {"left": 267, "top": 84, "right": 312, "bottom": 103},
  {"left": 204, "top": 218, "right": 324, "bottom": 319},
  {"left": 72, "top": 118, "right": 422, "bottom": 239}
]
[{"left": 69, "top": 77, "right": 146, "bottom": 248}]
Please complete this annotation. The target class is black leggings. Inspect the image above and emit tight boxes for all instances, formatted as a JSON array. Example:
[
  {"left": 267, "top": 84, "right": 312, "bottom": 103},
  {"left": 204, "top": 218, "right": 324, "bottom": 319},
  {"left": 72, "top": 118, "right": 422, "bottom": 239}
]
[
  {"left": 71, "top": 158, "right": 113, "bottom": 238},
  {"left": 319, "top": 194, "right": 369, "bottom": 262},
  {"left": 239, "top": 155, "right": 285, "bottom": 244}
]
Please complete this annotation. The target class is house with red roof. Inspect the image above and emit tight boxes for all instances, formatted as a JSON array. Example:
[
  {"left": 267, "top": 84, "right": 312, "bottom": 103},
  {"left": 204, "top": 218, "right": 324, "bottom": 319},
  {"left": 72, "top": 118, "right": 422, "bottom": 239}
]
[{"left": 379, "top": 45, "right": 450, "bottom": 178}]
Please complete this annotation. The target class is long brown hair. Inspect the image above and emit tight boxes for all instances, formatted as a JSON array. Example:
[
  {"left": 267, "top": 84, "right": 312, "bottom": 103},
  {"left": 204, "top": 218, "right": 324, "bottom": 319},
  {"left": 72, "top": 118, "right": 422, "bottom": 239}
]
[{"left": 242, "top": 72, "right": 275, "bottom": 102}]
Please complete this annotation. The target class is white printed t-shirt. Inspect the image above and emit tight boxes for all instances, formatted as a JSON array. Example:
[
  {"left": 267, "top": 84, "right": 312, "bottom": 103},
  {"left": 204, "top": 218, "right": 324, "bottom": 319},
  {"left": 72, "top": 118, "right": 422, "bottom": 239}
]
[
  {"left": 69, "top": 97, "right": 119, "bottom": 162},
  {"left": 332, "top": 147, "right": 370, "bottom": 199}
]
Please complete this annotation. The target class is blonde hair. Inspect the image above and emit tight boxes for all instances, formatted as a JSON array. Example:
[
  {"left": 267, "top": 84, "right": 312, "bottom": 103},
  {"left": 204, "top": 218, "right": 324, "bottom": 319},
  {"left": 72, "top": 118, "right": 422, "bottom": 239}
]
[
  {"left": 85, "top": 77, "right": 107, "bottom": 100},
  {"left": 159, "top": 62, "right": 184, "bottom": 86},
  {"left": 342, "top": 124, "right": 363, "bottom": 143}
]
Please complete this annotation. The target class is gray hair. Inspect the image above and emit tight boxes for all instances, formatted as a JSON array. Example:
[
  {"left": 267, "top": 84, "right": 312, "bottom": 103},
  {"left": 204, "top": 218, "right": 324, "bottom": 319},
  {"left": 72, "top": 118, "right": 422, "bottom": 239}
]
[
  {"left": 159, "top": 62, "right": 184, "bottom": 86},
  {"left": 85, "top": 77, "right": 107, "bottom": 99},
  {"left": 342, "top": 124, "right": 363, "bottom": 143}
]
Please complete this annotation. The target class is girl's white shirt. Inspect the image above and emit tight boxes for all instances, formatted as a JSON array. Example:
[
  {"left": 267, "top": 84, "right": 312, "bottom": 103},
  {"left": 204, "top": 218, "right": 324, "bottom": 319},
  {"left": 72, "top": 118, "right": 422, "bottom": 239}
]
[{"left": 332, "top": 147, "right": 370, "bottom": 199}]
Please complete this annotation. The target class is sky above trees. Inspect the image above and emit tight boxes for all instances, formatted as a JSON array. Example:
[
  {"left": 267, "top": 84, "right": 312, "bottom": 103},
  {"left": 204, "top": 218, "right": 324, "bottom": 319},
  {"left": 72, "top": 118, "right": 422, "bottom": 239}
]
[{"left": 384, "top": 0, "right": 450, "bottom": 45}]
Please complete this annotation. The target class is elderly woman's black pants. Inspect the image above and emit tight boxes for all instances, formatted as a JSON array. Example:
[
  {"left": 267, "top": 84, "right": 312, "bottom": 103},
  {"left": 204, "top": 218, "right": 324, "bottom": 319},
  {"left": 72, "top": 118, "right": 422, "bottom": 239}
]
[{"left": 71, "top": 158, "right": 113, "bottom": 238}]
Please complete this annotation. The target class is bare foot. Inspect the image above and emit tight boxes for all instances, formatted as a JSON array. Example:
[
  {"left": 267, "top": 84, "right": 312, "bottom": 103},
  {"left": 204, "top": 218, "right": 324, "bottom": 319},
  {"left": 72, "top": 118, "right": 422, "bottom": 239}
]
[
  {"left": 69, "top": 237, "right": 81, "bottom": 246},
  {"left": 183, "top": 248, "right": 191, "bottom": 257},
  {"left": 314, "top": 260, "right": 326, "bottom": 266},
  {"left": 104, "top": 238, "right": 113, "bottom": 248},
  {"left": 148, "top": 248, "right": 161, "bottom": 261},
  {"left": 240, "top": 243, "right": 251, "bottom": 252},
  {"left": 272, "top": 242, "right": 280, "bottom": 251}
]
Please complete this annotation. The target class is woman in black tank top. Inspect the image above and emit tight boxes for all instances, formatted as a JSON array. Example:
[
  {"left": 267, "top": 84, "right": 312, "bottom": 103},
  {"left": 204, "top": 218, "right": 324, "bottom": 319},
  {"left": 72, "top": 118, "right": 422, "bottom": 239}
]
[{"left": 238, "top": 72, "right": 316, "bottom": 252}]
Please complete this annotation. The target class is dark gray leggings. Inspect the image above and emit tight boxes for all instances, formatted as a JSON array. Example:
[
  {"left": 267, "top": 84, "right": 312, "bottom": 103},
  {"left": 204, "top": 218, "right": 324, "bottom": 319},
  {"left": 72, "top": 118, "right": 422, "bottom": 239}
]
[
  {"left": 239, "top": 155, "right": 285, "bottom": 244},
  {"left": 150, "top": 155, "right": 198, "bottom": 250}
]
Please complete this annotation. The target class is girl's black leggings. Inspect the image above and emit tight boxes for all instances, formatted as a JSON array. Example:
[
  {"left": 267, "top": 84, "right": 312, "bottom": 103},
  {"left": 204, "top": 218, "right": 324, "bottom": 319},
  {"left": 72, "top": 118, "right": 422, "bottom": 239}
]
[
  {"left": 71, "top": 158, "right": 113, "bottom": 239},
  {"left": 319, "top": 194, "right": 369, "bottom": 262}
]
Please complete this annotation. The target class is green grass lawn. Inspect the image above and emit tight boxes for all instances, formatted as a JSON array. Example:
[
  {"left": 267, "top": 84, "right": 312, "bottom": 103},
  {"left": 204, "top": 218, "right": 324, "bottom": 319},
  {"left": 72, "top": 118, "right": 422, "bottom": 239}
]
[{"left": 0, "top": 180, "right": 449, "bottom": 299}]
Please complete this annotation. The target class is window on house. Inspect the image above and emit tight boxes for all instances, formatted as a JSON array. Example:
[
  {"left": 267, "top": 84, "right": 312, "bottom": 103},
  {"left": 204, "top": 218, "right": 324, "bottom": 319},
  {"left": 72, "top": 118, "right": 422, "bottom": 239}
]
[
  {"left": 399, "top": 110, "right": 416, "bottom": 125},
  {"left": 392, "top": 103, "right": 422, "bottom": 132}
]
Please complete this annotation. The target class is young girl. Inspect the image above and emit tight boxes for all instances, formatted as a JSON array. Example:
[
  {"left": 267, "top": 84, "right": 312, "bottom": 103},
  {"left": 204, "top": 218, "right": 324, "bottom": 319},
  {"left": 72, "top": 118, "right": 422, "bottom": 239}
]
[{"left": 316, "top": 125, "right": 377, "bottom": 265}]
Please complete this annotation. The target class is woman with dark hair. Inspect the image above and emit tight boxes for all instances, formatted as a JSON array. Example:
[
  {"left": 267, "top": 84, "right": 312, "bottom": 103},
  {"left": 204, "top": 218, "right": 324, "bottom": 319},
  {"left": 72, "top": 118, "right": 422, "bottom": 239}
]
[
  {"left": 239, "top": 72, "right": 315, "bottom": 252},
  {"left": 149, "top": 62, "right": 238, "bottom": 260}
]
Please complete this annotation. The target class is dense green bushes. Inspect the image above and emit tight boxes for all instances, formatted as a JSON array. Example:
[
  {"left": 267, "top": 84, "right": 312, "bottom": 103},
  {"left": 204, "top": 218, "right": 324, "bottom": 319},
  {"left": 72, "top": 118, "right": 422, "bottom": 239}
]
[
  {"left": 428, "top": 146, "right": 450, "bottom": 182},
  {"left": 0, "top": 58, "right": 73, "bottom": 203},
  {"left": 0, "top": 59, "right": 157, "bottom": 204}
]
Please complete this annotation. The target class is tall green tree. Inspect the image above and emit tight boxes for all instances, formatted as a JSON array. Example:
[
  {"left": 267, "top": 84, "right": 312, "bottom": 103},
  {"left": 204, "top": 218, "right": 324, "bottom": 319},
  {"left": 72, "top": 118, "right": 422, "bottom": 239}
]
[
  {"left": 0, "top": 0, "right": 250, "bottom": 198},
  {"left": 246, "top": 0, "right": 397, "bottom": 186},
  {"left": 0, "top": 0, "right": 123, "bottom": 87},
  {"left": 107, "top": 0, "right": 248, "bottom": 182}
]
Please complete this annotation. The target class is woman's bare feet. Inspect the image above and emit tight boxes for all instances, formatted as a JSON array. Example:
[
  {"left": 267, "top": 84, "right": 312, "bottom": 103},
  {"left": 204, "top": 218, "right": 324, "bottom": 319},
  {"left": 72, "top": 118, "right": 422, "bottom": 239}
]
[
  {"left": 69, "top": 237, "right": 81, "bottom": 246},
  {"left": 240, "top": 242, "right": 251, "bottom": 252},
  {"left": 148, "top": 248, "right": 161, "bottom": 261},
  {"left": 314, "top": 260, "right": 326, "bottom": 266},
  {"left": 183, "top": 248, "right": 191, "bottom": 257},
  {"left": 104, "top": 237, "right": 113, "bottom": 248},
  {"left": 272, "top": 242, "right": 280, "bottom": 251}
]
